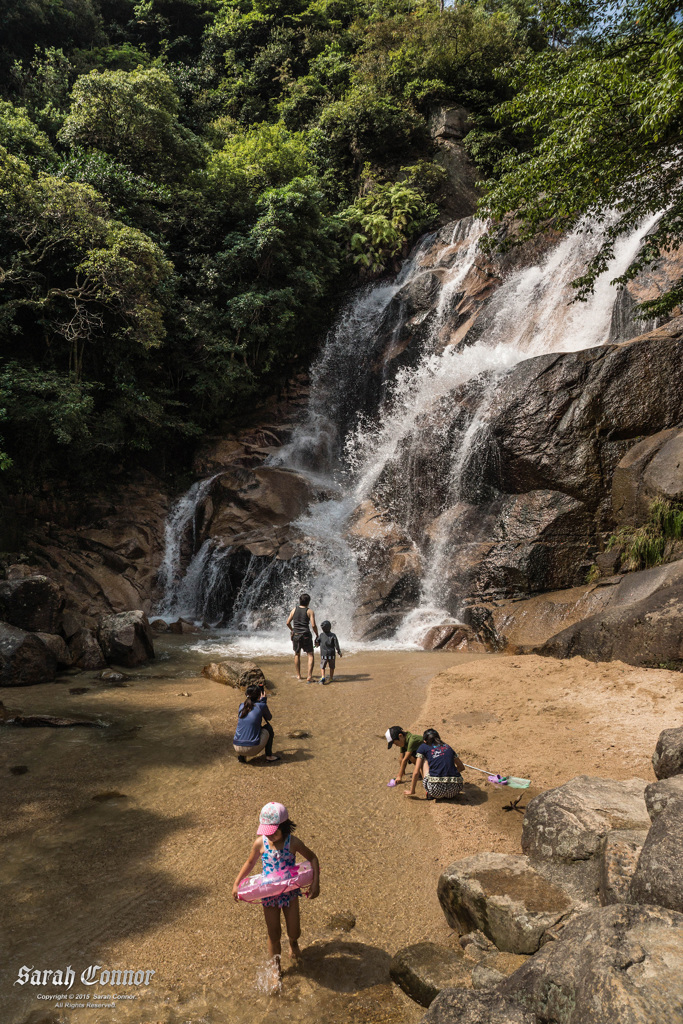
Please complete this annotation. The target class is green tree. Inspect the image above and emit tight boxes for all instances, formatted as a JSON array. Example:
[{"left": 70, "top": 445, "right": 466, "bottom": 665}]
[
  {"left": 59, "top": 66, "right": 205, "bottom": 181},
  {"left": 480, "top": 0, "right": 683, "bottom": 314}
]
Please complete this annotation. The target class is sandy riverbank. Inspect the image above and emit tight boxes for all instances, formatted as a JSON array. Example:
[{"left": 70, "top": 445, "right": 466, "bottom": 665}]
[{"left": 1, "top": 645, "right": 681, "bottom": 1024}]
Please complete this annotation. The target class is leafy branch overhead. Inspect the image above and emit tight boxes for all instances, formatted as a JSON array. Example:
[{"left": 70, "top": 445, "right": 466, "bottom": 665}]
[{"left": 479, "top": 0, "right": 683, "bottom": 315}]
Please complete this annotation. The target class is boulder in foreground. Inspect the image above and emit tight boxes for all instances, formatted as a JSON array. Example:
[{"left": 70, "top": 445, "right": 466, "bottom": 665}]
[
  {"left": 437, "top": 853, "right": 572, "bottom": 954},
  {"left": 390, "top": 941, "right": 472, "bottom": 1006},
  {"left": 521, "top": 776, "right": 649, "bottom": 865},
  {"left": 629, "top": 786, "right": 683, "bottom": 913},
  {"left": 98, "top": 610, "right": 155, "bottom": 667},
  {"left": 422, "top": 988, "right": 535, "bottom": 1024},
  {"left": 653, "top": 724, "right": 683, "bottom": 779},
  {"left": 502, "top": 904, "right": 683, "bottom": 1024},
  {"left": 0, "top": 575, "right": 62, "bottom": 633},
  {"left": 0, "top": 623, "right": 57, "bottom": 685}
]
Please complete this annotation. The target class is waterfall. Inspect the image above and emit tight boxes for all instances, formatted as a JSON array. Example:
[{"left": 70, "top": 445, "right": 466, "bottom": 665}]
[{"left": 156, "top": 212, "right": 662, "bottom": 651}]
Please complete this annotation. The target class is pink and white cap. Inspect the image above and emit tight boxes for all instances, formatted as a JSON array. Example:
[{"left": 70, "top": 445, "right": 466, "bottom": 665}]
[{"left": 257, "top": 801, "right": 289, "bottom": 836}]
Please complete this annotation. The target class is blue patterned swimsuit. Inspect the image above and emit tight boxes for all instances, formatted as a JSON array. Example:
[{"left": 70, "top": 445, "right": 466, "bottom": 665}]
[{"left": 261, "top": 834, "right": 301, "bottom": 908}]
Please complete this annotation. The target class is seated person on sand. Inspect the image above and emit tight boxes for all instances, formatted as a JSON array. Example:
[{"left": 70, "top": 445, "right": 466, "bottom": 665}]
[
  {"left": 385, "top": 725, "right": 423, "bottom": 783},
  {"left": 405, "top": 729, "right": 465, "bottom": 800},
  {"left": 233, "top": 684, "right": 280, "bottom": 763}
]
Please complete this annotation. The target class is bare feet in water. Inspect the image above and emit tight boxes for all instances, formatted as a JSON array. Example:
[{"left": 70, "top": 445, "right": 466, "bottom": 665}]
[{"left": 289, "top": 941, "right": 302, "bottom": 961}]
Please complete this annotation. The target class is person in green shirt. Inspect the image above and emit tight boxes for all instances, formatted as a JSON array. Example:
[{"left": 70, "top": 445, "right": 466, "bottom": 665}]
[{"left": 385, "top": 726, "right": 423, "bottom": 783}]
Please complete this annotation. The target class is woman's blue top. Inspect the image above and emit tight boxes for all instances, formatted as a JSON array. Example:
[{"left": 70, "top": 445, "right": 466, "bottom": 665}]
[{"left": 233, "top": 699, "right": 272, "bottom": 746}]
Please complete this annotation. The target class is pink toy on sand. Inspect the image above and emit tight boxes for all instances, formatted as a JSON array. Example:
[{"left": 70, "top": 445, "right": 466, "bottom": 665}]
[
  {"left": 236, "top": 860, "right": 314, "bottom": 903},
  {"left": 387, "top": 779, "right": 397, "bottom": 787}
]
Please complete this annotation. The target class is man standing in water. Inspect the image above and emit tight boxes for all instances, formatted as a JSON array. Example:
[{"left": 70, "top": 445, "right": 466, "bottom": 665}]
[{"left": 286, "top": 593, "right": 319, "bottom": 682}]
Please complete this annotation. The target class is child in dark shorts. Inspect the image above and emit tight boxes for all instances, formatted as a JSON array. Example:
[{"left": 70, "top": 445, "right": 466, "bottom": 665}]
[{"left": 314, "top": 620, "right": 342, "bottom": 684}]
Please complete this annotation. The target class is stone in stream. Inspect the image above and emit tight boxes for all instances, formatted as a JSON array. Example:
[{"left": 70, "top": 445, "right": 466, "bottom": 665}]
[
  {"left": 150, "top": 618, "right": 169, "bottom": 633},
  {"left": 653, "top": 724, "right": 683, "bottom": 779},
  {"left": 99, "top": 669, "right": 128, "bottom": 683},
  {"left": 437, "top": 853, "right": 572, "bottom": 955},
  {"left": 9, "top": 765, "right": 29, "bottom": 775},
  {"left": 98, "top": 610, "right": 155, "bottom": 667},
  {"left": 390, "top": 941, "right": 472, "bottom": 1007},
  {"left": 0, "top": 622, "right": 57, "bottom": 685},
  {"left": 422, "top": 989, "right": 536, "bottom": 1024},
  {"left": 598, "top": 829, "right": 648, "bottom": 906},
  {"left": 629, "top": 783, "right": 683, "bottom": 913},
  {"left": 68, "top": 627, "right": 106, "bottom": 670},
  {"left": 327, "top": 911, "right": 356, "bottom": 932},
  {"left": 201, "top": 660, "right": 265, "bottom": 688},
  {"left": 501, "top": 904, "right": 683, "bottom": 1024}
]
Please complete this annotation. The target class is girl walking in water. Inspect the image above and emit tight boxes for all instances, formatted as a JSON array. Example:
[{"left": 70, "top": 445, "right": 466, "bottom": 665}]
[{"left": 232, "top": 802, "right": 320, "bottom": 989}]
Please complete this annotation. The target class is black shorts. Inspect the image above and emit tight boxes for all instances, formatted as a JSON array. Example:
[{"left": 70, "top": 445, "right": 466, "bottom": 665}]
[{"left": 292, "top": 633, "right": 314, "bottom": 655}]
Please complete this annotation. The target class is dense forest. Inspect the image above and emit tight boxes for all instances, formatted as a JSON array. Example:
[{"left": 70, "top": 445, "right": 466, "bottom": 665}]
[{"left": 0, "top": 0, "right": 679, "bottom": 493}]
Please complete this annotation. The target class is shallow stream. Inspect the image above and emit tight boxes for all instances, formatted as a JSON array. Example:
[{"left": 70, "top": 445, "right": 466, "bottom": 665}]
[{"left": 0, "top": 639, "right": 524, "bottom": 1024}]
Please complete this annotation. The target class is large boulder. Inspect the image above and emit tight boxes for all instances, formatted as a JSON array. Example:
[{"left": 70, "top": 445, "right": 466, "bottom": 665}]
[
  {"left": 653, "top": 724, "right": 683, "bottom": 779},
  {"left": 521, "top": 777, "right": 649, "bottom": 867},
  {"left": 0, "top": 623, "right": 57, "bottom": 685},
  {"left": 68, "top": 628, "right": 106, "bottom": 670},
  {"left": 422, "top": 988, "right": 536, "bottom": 1024},
  {"left": 501, "top": 904, "right": 683, "bottom": 1024},
  {"left": 390, "top": 942, "right": 472, "bottom": 1006},
  {"left": 644, "top": 774, "right": 683, "bottom": 819},
  {"left": 536, "top": 558, "right": 683, "bottom": 666},
  {"left": 424, "top": 491, "right": 593, "bottom": 603},
  {"left": 629, "top": 787, "right": 683, "bottom": 912},
  {"left": 598, "top": 829, "right": 648, "bottom": 907},
  {"left": 612, "top": 425, "right": 683, "bottom": 527},
  {"left": 98, "top": 610, "right": 155, "bottom": 667},
  {"left": 488, "top": 328, "right": 683, "bottom": 513},
  {"left": 0, "top": 575, "right": 62, "bottom": 633},
  {"left": 437, "top": 853, "right": 572, "bottom": 954}
]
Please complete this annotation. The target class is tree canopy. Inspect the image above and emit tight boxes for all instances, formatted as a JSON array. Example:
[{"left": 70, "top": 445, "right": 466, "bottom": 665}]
[{"left": 480, "top": 0, "right": 683, "bottom": 315}]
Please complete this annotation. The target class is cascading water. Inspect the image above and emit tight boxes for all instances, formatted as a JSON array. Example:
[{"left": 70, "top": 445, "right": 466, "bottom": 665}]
[{"left": 157, "top": 212, "right": 662, "bottom": 653}]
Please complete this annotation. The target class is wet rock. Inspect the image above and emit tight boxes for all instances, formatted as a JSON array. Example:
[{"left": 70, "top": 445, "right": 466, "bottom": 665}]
[
  {"left": 644, "top": 774, "right": 683, "bottom": 819},
  {"left": 35, "top": 632, "right": 72, "bottom": 669},
  {"left": 169, "top": 618, "right": 201, "bottom": 634},
  {"left": 69, "top": 687, "right": 90, "bottom": 695},
  {"left": 422, "top": 623, "right": 480, "bottom": 652},
  {"left": 422, "top": 988, "right": 536, "bottom": 1024},
  {"left": 327, "top": 911, "right": 356, "bottom": 932},
  {"left": 521, "top": 776, "right": 649, "bottom": 866},
  {"left": 629, "top": 789, "right": 683, "bottom": 912},
  {"left": 653, "top": 724, "right": 683, "bottom": 779},
  {"left": 98, "top": 610, "right": 154, "bottom": 667},
  {"left": 0, "top": 575, "right": 62, "bottom": 633},
  {"left": 489, "top": 329, "right": 683, "bottom": 512},
  {"left": 289, "top": 729, "right": 310, "bottom": 739},
  {"left": 0, "top": 623, "right": 57, "bottom": 685},
  {"left": 98, "top": 669, "right": 128, "bottom": 683},
  {"left": 437, "top": 853, "right": 572, "bottom": 954},
  {"left": 428, "top": 491, "right": 594, "bottom": 603},
  {"left": 91, "top": 791, "right": 127, "bottom": 802},
  {"left": 68, "top": 628, "right": 106, "bottom": 670},
  {"left": 149, "top": 618, "right": 169, "bottom": 633},
  {"left": 201, "top": 660, "right": 265, "bottom": 688},
  {"left": 390, "top": 941, "right": 472, "bottom": 1006},
  {"left": 346, "top": 500, "right": 422, "bottom": 639},
  {"left": 10, "top": 765, "right": 28, "bottom": 775},
  {"left": 598, "top": 829, "right": 648, "bottom": 906},
  {"left": 501, "top": 904, "right": 683, "bottom": 1024}
]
